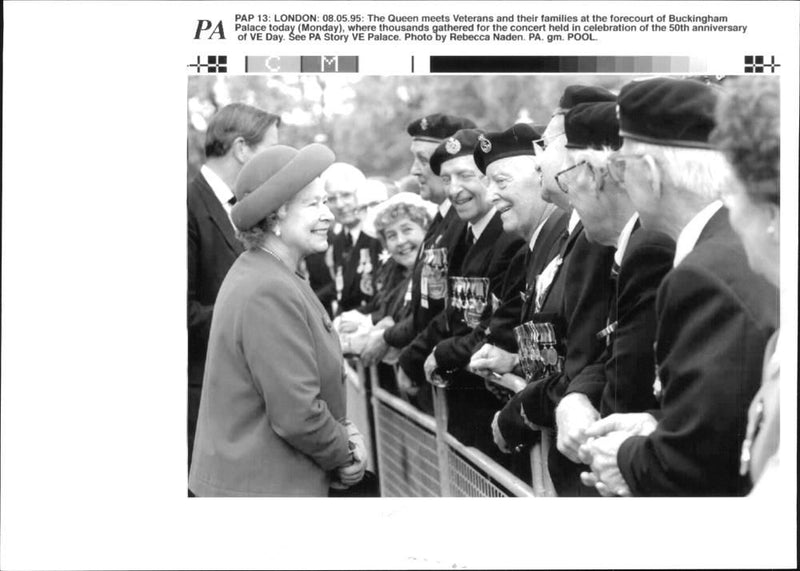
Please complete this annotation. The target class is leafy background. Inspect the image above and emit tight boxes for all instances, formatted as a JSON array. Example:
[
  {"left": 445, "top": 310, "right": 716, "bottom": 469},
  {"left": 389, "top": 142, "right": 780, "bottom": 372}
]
[{"left": 187, "top": 75, "right": 641, "bottom": 183}]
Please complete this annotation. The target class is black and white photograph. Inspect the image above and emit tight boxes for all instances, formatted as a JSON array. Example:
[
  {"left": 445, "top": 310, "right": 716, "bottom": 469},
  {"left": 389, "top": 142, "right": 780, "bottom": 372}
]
[{"left": 3, "top": 1, "right": 798, "bottom": 569}]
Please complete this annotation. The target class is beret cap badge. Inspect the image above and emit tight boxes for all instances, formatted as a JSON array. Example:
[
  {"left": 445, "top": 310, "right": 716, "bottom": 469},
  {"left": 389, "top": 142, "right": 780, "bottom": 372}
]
[
  {"left": 420, "top": 117, "right": 429, "bottom": 131},
  {"left": 478, "top": 134, "right": 492, "bottom": 153},
  {"left": 445, "top": 137, "right": 462, "bottom": 154}
]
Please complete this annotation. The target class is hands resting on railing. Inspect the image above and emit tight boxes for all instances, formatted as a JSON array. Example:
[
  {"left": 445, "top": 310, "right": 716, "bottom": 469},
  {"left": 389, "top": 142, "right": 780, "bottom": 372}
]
[{"left": 468, "top": 342, "right": 659, "bottom": 497}]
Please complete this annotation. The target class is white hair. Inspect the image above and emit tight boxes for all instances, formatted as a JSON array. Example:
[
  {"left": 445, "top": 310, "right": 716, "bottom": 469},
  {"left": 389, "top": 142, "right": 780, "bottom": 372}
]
[
  {"left": 624, "top": 140, "right": 735, "bottom": 202},
  {"left": 321, "top": 162, "right": 366, "bottom": 194}
]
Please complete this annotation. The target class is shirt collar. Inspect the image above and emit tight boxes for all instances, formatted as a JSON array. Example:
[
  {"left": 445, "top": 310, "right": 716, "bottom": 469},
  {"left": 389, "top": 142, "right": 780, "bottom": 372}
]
[
  {"left": 674, "top": 200, "right": 723, "bottom": 267},
  {"left": 439, "top": 199, "right": 452, "bottom": 218},
  {"left": 344, "top": 222, "right": 362, "bottom": 243},
  {"left": 614, "top": 214, "right": 640, "bottom": 267},
  {"left": 529, "top": 209, "right": 554, "bottom": 251},
  {"left": 468, "top": 207, "right": 497, "bottom": 242},
  {"left": 567, "top": 209, "right": 581, "bottom": 234},
  {"left": 201, "top": 164, "right": 234, "bottom": 207}
]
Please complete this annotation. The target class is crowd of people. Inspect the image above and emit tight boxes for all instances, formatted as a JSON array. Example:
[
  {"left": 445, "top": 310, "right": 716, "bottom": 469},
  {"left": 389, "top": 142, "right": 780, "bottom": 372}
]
[{"left": 187, "top": 74, "right": 781, "bottom": 497}]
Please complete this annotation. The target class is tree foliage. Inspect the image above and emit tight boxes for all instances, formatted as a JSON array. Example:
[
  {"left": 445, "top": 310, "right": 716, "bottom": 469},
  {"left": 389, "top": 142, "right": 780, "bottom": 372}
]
[{"left": 188, "top": 74, "right": 640, "bottom": 182}]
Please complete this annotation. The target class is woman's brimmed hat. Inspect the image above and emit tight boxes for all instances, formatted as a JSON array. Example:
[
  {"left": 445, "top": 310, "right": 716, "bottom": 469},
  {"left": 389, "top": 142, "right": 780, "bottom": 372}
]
[{"left": 231, "top": 143, "right": 336, "bottom": 231}]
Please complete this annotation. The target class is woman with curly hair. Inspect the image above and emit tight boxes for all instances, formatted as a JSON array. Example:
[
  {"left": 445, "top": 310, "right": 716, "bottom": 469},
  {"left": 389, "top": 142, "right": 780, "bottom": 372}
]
[{"left": 711, "top": 76, "right": 781, "bottom": 492}]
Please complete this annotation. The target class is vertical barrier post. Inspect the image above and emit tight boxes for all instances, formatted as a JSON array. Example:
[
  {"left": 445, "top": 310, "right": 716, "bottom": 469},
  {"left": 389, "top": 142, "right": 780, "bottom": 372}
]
[{"left": 429, "top": 376, "right": 452, "bottom": 497}]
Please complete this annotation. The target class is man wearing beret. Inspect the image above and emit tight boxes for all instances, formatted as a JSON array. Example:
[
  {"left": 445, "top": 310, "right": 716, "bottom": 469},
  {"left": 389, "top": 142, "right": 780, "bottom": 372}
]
[
  {"left": 538, "top": 101, "right": 675, "bottom": 494},
  {"left": 361, "top": 113, "right": 476, "bottom": 363},
  {"left": 187, "top": 102, "right": 279, "bottom": 473},
  {"left": 396, "top": 128, "right": 524, "bottom": 457},
  {"left": 578, "top": 77, "right": 778, "bottom": 496},
  {"left": 467, "top": 123, "right": 568, "bottom": 358}
]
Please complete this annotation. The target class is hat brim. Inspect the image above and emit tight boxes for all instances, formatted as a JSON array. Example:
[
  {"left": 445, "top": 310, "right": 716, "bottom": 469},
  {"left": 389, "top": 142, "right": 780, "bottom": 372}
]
[{"left": 231, "top": 143, "right": 336, "bottom": 231}]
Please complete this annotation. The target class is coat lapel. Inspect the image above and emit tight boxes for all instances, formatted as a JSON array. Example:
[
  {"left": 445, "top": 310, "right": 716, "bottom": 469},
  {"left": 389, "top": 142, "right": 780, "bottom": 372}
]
[{"left": 194, "top": 174, "right": 242, "bottom": 254}]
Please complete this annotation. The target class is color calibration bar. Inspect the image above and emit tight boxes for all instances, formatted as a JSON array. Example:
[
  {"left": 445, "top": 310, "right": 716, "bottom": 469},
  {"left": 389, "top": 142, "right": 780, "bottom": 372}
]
[
  {"left": 430, "top": 56, "right": 707, "bottom": 73},
  {"left": 245, "top": 55, "right": 359, "bottom": 73}
]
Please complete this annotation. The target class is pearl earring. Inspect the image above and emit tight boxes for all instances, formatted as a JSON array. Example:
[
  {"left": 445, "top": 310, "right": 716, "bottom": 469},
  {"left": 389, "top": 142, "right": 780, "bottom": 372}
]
[
  {"left": 767, "top": 225, "right": 775, "bottom": 235},
  {"left": 274, "top": 224, "right": 281, "bottom": 237}
]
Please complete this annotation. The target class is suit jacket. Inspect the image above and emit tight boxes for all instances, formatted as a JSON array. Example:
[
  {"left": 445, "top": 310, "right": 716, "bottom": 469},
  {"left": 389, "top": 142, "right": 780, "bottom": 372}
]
[
  {"left": 481, "top": 209, "right": 570, "bottom": 352},
  {"left": 399, "top": 212, "right": 524, "bottom": 384},
  {"left": 497, "top": 223, "right": 616, "bottom": 445},
  {"left": 564, "top": 226, "right": 676, "bottom": 415},
  {"left": 383, "top": 206, "right": 467, "bottom": 349},
  {"left": 187, "top": 172, "right": 244, "bottom": 461},
  {"left": 305, "top": 249, "right": 335, "bottom": 316},
  {"left": 189, "top": 249, "right": 351, "bottom": 496},
  {"left": 618, "top": 209, "right": 778, "bottom": 496},
  {"left": 331, "top": 229, "right": 383, "bottom": 313}
]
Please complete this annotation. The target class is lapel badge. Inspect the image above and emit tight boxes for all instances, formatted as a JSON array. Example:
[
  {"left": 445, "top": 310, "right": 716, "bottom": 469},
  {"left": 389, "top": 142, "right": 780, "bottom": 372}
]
[
  {"left": 478, "top": 134, "right": 492, "bottom": 153},
  {"left": 445, "top": 137, "right": 461, "bottom": 154}
]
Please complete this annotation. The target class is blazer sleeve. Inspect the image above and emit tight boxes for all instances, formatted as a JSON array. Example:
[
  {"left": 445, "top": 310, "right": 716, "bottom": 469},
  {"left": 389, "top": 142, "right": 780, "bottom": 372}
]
[
  {"left": 617, "top": 265, "right": 769, "bottom": 496},
  {"left": 565, "top": 238, "right": 673, "bottom": 411},
  {"left": 187, "top": 206, "right": 213, "bottom": 334},
  {"left": 242, "top": 281, "right": 350, "bottom": 472}
]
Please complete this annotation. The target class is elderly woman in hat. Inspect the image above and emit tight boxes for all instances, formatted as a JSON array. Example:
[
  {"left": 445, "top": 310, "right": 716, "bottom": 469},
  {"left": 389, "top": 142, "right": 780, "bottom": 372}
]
[
  {"left": 189, "top": 144, "right": 367, "bottom": 497},
  {"left": 711, "top": 76, "right": 781, "bottom": 493},
  {"left": 336, "top": 192, "right": 435, "bottom": 366}
]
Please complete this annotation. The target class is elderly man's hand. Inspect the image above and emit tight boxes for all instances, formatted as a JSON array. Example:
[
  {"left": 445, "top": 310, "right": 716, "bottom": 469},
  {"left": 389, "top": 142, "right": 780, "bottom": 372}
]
[
  {"left": 423, "top": 352, "right": 438, "bottom": 383},
  {"left": 360, "top": 328, "right": 389, "bottom": 367},
  {"left": 584, "top": 412, "right": 658, "bottom": 440},
  {"left": 396, "top": 367, "right": 419, "bottom": 399},
  {"left": 578, "top": 430, "right": 633, "bottom": 496},
  {"left": 491, "top": 411, "right": 512, "bottom": 454},
  {"left": 469, "top": 344, "right": 519, "bottom": 376},
  {"left": 555, "top": 393, "right": 600, "bottom": 464}
]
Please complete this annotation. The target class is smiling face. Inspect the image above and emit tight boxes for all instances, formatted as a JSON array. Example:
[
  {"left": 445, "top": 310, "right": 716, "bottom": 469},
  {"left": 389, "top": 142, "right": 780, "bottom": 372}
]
[
  {"left": 409, "top": 139, "right": 446, "bottom": 203},
  {"left": 440, "top": 155, "right": 492, "bottom": 223},
  {"left": 280, "top": 177, "right": 334, "bottom": 258},
  {"left": 383, "top": 216, "right": 427, "bottom": 269},
  {"left": 561, "top": 152, "right": 625, "bottom": 246},
  {"left": 487, "top": 155, "right": 549, "bottom": 239},
  {"left": 537, "top": 115, "right": 572, "bottom": 211}
]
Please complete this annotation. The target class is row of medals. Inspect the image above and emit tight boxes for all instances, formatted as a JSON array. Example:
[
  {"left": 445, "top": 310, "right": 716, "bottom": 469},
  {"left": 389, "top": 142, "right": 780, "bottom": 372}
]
[
  {"left": 449, "top": 277, "right": 490, "bottom": 328},
  {"left": 514, "top": 321, "right": 562, "bottom": 382}
]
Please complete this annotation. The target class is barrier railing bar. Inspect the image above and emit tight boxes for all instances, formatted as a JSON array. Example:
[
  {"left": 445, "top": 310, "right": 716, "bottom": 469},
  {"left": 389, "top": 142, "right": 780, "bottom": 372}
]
[
  {"left": 444, "top": 434, "right": 535, "bottom": 497},
  {"left": 372, "top": 387, "right": 438, "bottom": 432}
]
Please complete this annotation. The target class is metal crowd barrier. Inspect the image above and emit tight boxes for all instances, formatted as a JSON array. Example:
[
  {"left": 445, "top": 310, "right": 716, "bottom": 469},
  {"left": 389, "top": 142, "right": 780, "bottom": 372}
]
[{"left": 344, "top": 359, "right": 557, "bottom": 497}]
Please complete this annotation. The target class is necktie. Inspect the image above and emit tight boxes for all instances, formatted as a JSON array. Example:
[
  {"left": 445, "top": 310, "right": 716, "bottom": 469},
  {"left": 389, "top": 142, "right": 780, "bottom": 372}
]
[
  {"left": 465, "top": 227, "right": 475, "bottom": 251},
  {"left": 342, "top": 230, "right": 354, "bottom": 265},
  {"left": 227, "top": 196, "right": 236, "bottom": 206}
]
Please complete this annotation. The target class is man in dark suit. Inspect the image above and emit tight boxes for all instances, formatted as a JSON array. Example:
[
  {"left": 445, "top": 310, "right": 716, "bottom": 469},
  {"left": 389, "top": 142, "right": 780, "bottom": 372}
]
[
  {"left": 578, "top": 78, "right": 778, "bottom": 496},
  {"left": 361, "top": 113, "right": 476, "bottom": 363},
  {"left": 397, "top": 129, "right": 524, "bottom": 458},
  {"left": 505, "top": 101, "right": 674, "bottom": 494},
  {"left": 187, "top": 103, "right": 280, "bottom": 471},
  {"left": 319, "top": 162, "right": 383, "bottom": 314}
]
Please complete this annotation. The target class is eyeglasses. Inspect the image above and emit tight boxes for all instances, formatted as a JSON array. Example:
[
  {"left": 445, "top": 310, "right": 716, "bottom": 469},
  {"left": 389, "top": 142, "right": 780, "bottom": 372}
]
[
  {"left": 554, "top": 160, "right": 597, "bottom": 194},
  {"left": 607, "top": 154, "right": 649, "bottom": 186},
  {"left": 531, "top": 132, "right": 565, "bottom": 156}
]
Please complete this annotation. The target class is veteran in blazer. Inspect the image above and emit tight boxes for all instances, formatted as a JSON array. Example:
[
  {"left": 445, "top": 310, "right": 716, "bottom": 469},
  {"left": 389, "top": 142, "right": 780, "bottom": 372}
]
[
  {"left": 189, "top": 144, "right": 367, "bottom": 497},
  {"left": 375, "top": 113, "right": 475, "bottom": 356},
  {"left": 579, "top": 78, "right": 778, "bottom": 497},
  {"left": 397, "top": 129, "right": 524, "bottom": 456},
  {"left": 187, "top": 103, "right": 279, "bottom": 470}
]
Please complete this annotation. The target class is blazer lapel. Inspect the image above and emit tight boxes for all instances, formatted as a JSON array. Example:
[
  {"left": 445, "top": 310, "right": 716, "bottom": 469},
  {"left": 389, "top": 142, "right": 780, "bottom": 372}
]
[{"left": 195, "top": 174, "right": 242, "bottom": 254}]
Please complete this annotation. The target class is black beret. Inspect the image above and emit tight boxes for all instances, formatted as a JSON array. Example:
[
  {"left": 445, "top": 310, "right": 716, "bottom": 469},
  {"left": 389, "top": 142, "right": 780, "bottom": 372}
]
[
  {"left": 558, "top": 85, "right": 617, "bottom": 111},
  {"left": 618, "top": 77, "right": 718, "bottom": 148},
  {"left": 564, "top": 102, "right": 621, "bottom": 151},
  {"left": 473, "top": 123, "right": 542, "bottom": 174},
  {"left": 430, "top": 129, "right": 485, "bottom": 175},
  {"left": 407, "top": 113, "right": 477, "bottom": 142}
]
